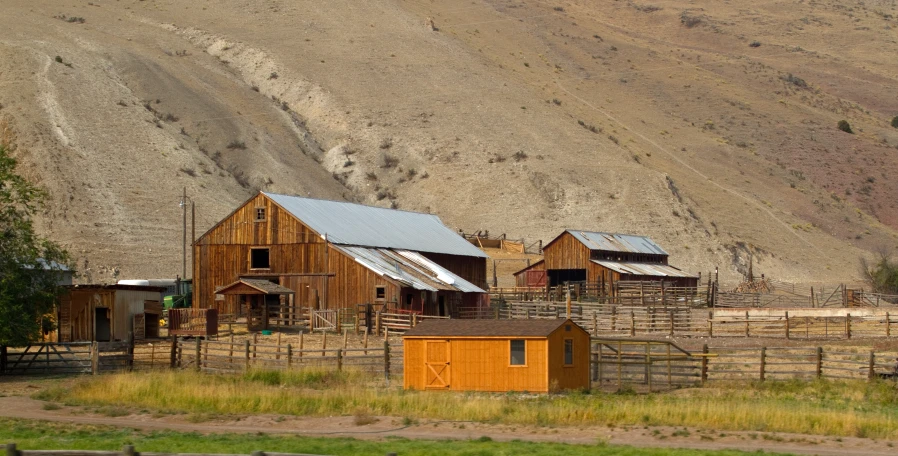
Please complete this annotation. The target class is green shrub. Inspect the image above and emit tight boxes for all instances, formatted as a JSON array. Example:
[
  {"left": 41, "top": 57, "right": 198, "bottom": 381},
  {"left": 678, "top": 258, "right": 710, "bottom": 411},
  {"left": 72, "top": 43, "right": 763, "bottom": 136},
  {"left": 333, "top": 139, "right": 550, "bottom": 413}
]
[
  {"left": 891, "top": 116, "right": 898, "bottom": 128},
  {"left": 837, "top": 120, "right": 853, "bottom": 134}
]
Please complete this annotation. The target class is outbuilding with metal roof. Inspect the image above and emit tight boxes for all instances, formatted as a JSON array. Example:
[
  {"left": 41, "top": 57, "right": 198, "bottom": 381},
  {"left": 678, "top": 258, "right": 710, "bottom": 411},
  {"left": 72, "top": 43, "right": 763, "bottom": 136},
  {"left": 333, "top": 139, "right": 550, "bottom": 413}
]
[
  {"left": 193, "top": 192, "right": 488, "bottom": 323},
  {"left": 541, "top": 230, "right": 698, "bottom": 292}
]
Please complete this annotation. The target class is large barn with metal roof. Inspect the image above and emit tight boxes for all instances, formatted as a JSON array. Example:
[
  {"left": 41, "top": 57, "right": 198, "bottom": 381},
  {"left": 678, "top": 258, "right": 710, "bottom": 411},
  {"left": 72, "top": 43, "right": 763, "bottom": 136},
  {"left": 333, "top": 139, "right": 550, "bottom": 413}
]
[
  {"left": 193, "top": 192, "right": 488, "bottom": 320},
  {"left": 521, "top": 230, "right": 698, "bottom": 292}
]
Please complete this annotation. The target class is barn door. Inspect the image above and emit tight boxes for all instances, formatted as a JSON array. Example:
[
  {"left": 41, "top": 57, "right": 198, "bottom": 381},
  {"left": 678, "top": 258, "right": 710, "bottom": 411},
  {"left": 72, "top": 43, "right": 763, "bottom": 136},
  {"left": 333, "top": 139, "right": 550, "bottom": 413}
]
[{"left": 424, "top": 340, "right": 450, "bottom": 389}]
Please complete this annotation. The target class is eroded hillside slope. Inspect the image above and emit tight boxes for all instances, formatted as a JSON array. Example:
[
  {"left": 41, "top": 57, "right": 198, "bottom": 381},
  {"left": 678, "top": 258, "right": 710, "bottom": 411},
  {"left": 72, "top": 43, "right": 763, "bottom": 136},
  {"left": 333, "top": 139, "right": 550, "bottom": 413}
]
[{"left": 1, "top": 0, "right": 896, "bottom": 283}]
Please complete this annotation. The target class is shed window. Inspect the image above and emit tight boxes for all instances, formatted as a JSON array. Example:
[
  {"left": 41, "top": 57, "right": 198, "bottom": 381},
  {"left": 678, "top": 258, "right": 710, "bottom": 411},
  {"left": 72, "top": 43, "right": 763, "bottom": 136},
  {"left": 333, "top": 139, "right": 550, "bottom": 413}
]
[
  {"left": 250, "top": 248, "right": 270, "bottom": 269},
  {"left": 255, "top": 207, "right": 266, "bottom": 222},
  {"left": 375, "top": 286, "right": 386, "bottom": 300},
  {"left": 510, "top": 340, "right": 526, "bottom": 365},
  {"left": 564, "top": 339, "right": 574, "bottom": 365}
]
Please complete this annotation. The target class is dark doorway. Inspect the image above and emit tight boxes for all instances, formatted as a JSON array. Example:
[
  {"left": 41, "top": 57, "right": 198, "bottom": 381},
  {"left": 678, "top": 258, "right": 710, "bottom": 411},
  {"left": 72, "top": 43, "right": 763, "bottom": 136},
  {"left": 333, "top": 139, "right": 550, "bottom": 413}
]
[
  {"left": 438, "top": 295, "right": 447, "bottom": 317},
  {"left": 95, "top": 308, "right": 111, "bottom": 342},
  {"left": 547, "top": 269, "right": 587, "bottom": 287}
]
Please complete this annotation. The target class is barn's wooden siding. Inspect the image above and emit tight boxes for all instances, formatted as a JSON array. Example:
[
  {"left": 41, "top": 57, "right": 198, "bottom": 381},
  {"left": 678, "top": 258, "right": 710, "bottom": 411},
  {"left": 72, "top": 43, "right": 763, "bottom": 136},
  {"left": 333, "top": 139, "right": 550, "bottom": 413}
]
[
  {"left": 403, "top": 337, "right": 550, "bottom": 392},
  {"left": 546, "top": 324, "right": 591, "bottom": 390},
  {"left": 421, "top": 252, "right": 487, "bottom": 290},
  {"left": 543, "top": 232, "right": 592, "bottom": 270}
]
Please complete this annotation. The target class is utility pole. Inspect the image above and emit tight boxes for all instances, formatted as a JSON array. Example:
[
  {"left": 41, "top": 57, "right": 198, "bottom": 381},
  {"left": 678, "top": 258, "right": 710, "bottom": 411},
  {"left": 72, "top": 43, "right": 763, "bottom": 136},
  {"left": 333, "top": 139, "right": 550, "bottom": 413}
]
[{"left": 181, "top": 187, "right": 187, "bottom": 279}]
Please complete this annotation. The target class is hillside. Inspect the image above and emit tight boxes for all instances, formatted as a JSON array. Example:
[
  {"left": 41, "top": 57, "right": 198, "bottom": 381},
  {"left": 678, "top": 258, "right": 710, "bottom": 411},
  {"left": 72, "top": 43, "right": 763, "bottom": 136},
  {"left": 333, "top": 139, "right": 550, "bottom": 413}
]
[{"left": 1, "top": 0, "right": 897, "bottom": 284}]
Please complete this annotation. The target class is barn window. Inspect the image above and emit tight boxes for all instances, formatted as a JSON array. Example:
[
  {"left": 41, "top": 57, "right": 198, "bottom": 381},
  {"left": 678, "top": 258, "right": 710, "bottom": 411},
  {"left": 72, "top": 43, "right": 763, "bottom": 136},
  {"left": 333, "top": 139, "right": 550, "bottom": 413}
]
[
  {"left": 250, "top": 248, "right": 270, "bottom": 269},
  {"left": 564, "top": 339, "right": 574, "bottom": 365},
  {"left": 255, "top": 207, "right": 266, "bottom": 222},
  {"left": 375, "top": 286, "right": 386, "bottom": 300},
  {"left": 510, "top": 340, "right": 526, "bottom": 365}
]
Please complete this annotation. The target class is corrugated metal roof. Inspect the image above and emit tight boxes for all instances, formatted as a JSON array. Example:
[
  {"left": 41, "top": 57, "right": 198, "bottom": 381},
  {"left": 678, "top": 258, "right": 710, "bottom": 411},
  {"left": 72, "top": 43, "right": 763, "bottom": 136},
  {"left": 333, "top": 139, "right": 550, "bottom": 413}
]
[
  {"left": 568, "top": 230, "right": 668, "bottom": 255},
  {"left": 264, "top": 193, "right": 487, "bottom": 258},
  {"left": 404, "top": 319, "right": 575, "bottom": 337},
  {"left": 591, "top": 260, "right": 696, "bottom": 278},
  {"left": 334, "top": 246, "right": 485, "bottom": 293}
]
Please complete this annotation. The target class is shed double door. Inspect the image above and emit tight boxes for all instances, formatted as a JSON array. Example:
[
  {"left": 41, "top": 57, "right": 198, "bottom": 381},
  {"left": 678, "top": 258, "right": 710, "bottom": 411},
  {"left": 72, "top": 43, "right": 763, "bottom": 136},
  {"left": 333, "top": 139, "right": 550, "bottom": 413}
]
[{"left": 424, "top": 340, "right": 450, "bottom": 389}]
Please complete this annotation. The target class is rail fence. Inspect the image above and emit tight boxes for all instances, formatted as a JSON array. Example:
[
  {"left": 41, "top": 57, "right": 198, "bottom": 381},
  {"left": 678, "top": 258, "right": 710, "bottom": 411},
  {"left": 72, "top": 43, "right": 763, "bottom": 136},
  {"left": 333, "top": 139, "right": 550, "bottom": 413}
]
[
  {"left": 493, "top": 301, "right": 898, "bottom": 339},
  {"left": 592, "top": 338, "right": 898, "bottom": 391}
]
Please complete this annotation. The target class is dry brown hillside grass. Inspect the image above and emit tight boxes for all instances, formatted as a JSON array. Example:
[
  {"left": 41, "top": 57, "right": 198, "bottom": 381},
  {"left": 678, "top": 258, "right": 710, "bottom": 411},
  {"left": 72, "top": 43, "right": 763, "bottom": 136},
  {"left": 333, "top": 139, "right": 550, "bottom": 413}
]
[{"left": 1, "top": 0, "right": 896, "bottom": 283}]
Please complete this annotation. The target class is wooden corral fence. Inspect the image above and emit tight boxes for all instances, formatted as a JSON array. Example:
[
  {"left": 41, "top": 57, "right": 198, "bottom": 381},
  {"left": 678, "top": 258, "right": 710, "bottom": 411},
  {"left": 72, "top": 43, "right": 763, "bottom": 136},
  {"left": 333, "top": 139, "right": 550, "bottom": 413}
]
[
  {"left": 374, "top": 311, "right": 449, "bottom": 335},
  {"left": 494, "top": 301, "right": 898, "bottom": 340},
  {"left": 491, "top": 283, "right": 714, "bottom": 307},
  {"left": 3, "top": 444, "right": 330, "bottom": 456},
  {"left": 0, "top": 341, "right": 165, "bottom": 375},
  {"left": 172, "top": 335, "right": 401, "bottom": 378},
  {"left": 592, "top": 338, "right": 898, "bottom": 391}
]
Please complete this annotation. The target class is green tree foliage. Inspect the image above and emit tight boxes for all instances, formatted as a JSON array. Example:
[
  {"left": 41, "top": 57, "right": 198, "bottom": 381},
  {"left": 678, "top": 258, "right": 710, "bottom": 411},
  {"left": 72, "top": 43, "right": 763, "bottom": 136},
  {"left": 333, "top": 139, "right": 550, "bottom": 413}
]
[
  {"left": 891, "top": 116, "right": 898, "bottom": 128},
  {"left": 860, "top": 251, "right": 898, "bottom": 296},
  {"left": 0, "top": 144, "right": 72, "bottom": 346}
]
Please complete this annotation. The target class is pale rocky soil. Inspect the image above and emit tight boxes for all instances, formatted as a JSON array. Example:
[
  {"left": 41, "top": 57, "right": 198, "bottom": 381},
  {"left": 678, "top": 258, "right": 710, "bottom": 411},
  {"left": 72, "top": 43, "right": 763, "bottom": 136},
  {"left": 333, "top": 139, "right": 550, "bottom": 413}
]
[
  {"left": 1, "top": 0, "right": 898, "bottom": 284},
  {"left": 1, "top": 380, "right": 897, "bottom": 455}
]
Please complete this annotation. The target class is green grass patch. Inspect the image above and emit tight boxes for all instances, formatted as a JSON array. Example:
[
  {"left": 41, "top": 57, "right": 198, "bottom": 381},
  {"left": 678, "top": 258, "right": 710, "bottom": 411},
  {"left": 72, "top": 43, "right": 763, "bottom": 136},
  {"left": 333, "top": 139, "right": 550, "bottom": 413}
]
[
  {"left": 0, "top": 418, "right": 793, "bottom": 456},
  {"left": 31, "top": 370, "right": 898, "bottom": 440}
]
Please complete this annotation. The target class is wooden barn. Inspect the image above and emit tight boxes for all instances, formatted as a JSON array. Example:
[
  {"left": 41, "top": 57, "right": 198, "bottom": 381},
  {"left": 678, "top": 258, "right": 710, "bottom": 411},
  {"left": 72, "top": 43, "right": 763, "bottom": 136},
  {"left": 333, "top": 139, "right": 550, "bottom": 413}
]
[
  {"left": 194, "top": 192, "right": 488, "bottom": 319},
  {"left": 403, "top": 319, "right": 590, "bottom": 392},
  {"left": 513, "top": 260, "right": 546, "bottom": 288},
  {"left": 57, "top": 284, "right": 164, "bottom": 342},
  {"left": 539, "top": 230, "right": 698, "bottom": 291}
]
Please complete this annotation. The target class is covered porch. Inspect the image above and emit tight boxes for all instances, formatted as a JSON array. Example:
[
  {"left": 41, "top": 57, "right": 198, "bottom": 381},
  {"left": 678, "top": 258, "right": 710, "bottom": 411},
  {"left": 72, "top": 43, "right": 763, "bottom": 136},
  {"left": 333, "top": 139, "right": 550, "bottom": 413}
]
[{"left": 215, "top": 278, "right": 295, "bottom": 331}]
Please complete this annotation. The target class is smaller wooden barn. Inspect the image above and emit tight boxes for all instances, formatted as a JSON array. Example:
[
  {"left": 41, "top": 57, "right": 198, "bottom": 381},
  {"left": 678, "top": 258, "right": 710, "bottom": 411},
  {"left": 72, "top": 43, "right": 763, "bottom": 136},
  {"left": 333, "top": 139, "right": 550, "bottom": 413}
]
[
  {"left": 403, "top": 319, "right": 590, "bottom": 392},
  {"left": 57, "top": 284, "right": 164, "bottom": 342},
  {"left": 513, "top": 260, "right": 546, "bottom": 288}
]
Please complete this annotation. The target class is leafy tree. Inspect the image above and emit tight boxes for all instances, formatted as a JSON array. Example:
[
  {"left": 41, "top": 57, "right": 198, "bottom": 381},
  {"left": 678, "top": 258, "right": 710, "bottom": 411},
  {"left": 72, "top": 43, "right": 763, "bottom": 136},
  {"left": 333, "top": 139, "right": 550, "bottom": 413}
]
[
  {"left": 860, "top": 251, "right": 898, "bottom": 296},
  {"left": 891, "top": 116, "right": 898, "bottom": 128},
  {"left": 0, "top": 144, "right": 72, "bottom": 346}
]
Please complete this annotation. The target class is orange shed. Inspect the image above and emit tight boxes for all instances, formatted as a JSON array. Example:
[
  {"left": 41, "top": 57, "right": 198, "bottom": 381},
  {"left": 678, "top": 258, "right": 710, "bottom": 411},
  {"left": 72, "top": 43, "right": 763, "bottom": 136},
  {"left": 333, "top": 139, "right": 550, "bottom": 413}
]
[{"left": 403, "top": 319, "right": 590, "bottom": 392}]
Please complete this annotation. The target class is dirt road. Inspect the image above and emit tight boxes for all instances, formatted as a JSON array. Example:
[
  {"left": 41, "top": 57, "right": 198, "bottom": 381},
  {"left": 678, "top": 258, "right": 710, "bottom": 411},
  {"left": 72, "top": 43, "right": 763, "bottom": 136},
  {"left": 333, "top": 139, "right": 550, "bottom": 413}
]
[{"left": 0, "top": 394, "right": 894, "bottom": 456}]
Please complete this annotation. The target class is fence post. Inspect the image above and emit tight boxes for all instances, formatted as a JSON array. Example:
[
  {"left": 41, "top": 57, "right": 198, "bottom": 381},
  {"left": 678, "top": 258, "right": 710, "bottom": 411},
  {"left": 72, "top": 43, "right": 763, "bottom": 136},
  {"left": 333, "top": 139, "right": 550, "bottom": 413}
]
[
  {"left": 91, "top": 341, "right": 99, "bottom": 375},
  {"left": 630, "top": 311, "right": 636, "bottom": 336},
  {"left": 887, "top": 312, "right": 891, "bottom": 338},
  {"left": 337, "top": 348, "right": 343, "bottom": 371},
  {"left": 6, "top": 443, "right": 17, "bottom": 456},
  {"left": 593, "top": 312, "right": 598, "bottom": 336},
  {"left": 412, "top": 314, "right": 418, "bottom": 328},
  {"left": 123, "top": 445, "right": 135, "bottom": 456},
  {"left": 1, "top": 345, "right": 7, "bottom": 374},
  {"left": 169, "top": 337, "right": 177, "bottom": 369},
  {"left": 759, "top": 347, "right": 767, "bottom": 382},
  {"left": 244, "top": 340, "right": 251, "bottom": 370},
  {"left": 669, "top": 311, "right": 675, "bottom": 336},
  {"left": 816, "top": 346, "right": 823, "bottom": 378},
  {"left": 383, "top": 341, "right": 391, "bottom": 382},
  {"left": 611, "top": 306, "right": 617, "bottom": 331},
  {"left": 785, "top": 312, "right": 790, "bottom": 340},
  {"left": 745, "top": 311, "right": 750, "bottom": 338},
  {"left": 195, "top": 338, "right": 202, "bottom": 372},
  {"left": 322, "top": 332, "right": 327, "bottom": 356},
  {"left": 868, "top": 351, "right": 875, "bottom": 381},
  {"left": 375, "top": 311, "right": 382, "bottom": 336},
  {"left": 708, "top": 311, "right": 713, "bottom": 337},
  {"left": 701, "top": 344, "right": 709, "bottom": 385},
  {"left": 846, "top": 313, "right": 851, "bottom": 339},
  {"left": 286, "top": 343, "right": 293, "bottom": 370}
]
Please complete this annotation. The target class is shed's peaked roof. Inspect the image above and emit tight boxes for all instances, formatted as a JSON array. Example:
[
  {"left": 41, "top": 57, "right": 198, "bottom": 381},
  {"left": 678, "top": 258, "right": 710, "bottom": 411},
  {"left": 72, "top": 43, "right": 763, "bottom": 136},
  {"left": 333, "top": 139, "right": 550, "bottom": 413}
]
[
  {"left": 263, "top": 193, "right": 487, "bottom": 258},
  {"left": 215, "top": 278, "right": 295, "bottom": 295},
  {"left": 552, "top": 230, "right": 668, "bottom": 255},
  {"left": 404, "top": 319, "right": 576, "bottom": 337}
]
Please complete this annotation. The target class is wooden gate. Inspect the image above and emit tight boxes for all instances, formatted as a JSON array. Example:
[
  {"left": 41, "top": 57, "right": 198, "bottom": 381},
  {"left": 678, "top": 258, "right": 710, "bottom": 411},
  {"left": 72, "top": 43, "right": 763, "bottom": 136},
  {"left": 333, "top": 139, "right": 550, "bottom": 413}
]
[
  {"left": 311, "top": 309, "right": 338, "bottom": 332},
  {"left": 424, "top": 340, "right": 450, "bottom": 389},
  {"left": 133, "top": 314, "right": 146, "bottom": 340},
  {"left": 1, "top": 343, "right": 92, "bottom": 375}
]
